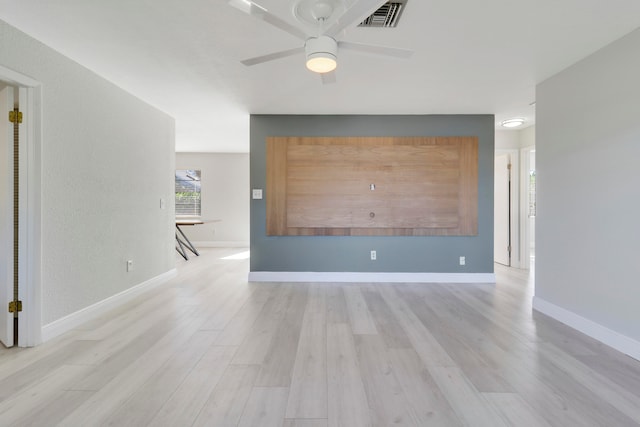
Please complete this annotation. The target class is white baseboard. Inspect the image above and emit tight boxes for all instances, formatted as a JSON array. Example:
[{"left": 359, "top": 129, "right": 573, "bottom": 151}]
[
  {"left": 192, "top": 241, "right": 249, "bottom": 248},
  {"left": 41, "top": 269, "right": 177, "bottom": 342},
  {"left": 533, "top": 296, "right": 640, "bottom": 361},
  {"left": 248, "top": 271, "right": 496, "bottom": 284}
]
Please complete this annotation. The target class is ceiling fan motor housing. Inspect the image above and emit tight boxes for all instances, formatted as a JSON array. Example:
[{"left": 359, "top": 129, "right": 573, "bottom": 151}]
[{"left": 305, "top": 35, "right": 338, "bottom": 73}]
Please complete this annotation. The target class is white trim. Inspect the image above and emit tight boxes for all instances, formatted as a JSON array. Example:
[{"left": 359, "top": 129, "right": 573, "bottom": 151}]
[
  {"left": 19, "top": 85, "right": 43, "bottom": 347},
  {"left": 0, "top": 66, "right": 43, "bottom": 347},
  {"left": 191, "top": 240, "right": 249, "bottom": 248},
  {"left": 248, "top": 271, "right": 496, "bottom": 283},
  {"left": 17, "top": 87, "right": 29, "bottom": 346},
  {"left": 0, "top": 85, "right": 15, "bottom": 346},
  {"left": 0, "top": 65, "right": 40, "bottom": 87},
  {"left": 41, "top": 269, "right": 177, "bottom": 343},
  {"left": 533, "top": 296, "right": 640, "bottom": 361}
]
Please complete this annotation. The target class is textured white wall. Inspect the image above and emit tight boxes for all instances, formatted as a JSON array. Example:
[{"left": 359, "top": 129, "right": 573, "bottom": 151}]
[
  {"left": 495, "top": 130, "right": 520, "bottom": 150},
  {"left": 519, "top": 126, "right": 535, "bottom": 148},
  {"left": 0, "top": 20, "right": 176, "bottom": 324},
  {"left": 175, "top": 152, "right": 249, "bottom": 246},
  {"left": 536, "top": 28, "right": 640, "bottom": 341}
]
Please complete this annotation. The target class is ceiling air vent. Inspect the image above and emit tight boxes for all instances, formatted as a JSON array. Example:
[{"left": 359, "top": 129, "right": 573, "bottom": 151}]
[{"left": 358, "top": 1, "right": 406, "bottom": 28}]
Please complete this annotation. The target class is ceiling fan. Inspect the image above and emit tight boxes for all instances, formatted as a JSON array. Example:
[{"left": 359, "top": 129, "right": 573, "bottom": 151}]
[{"left": 228, "top": 0, "right": 413, "bottom": 82}]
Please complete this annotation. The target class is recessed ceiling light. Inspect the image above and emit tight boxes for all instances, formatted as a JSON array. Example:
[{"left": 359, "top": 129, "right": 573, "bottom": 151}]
[{"left": 501, "top": 118, "right": 525, "bottom": 128}]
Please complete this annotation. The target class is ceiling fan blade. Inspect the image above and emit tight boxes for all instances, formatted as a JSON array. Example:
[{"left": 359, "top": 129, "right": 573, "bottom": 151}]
[
  {"left": 324, "top": 0, "right": 387, "bottom": 37},
  {"left": 339, "top": 41, "right": 413, "bottom": 58},
  {"left": 321, "top": 71, "right": 337, "bottom": 85},
  {"left": 241, "top": 47, "right": 305, "bottom": 66},
  {"left": 229, "top": 0, "right": 308, "bottom": 41}
]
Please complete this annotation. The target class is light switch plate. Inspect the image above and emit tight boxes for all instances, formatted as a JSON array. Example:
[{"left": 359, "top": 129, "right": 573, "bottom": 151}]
[{"left": 252, "top": 189, "right": 263, "bottom": 199}]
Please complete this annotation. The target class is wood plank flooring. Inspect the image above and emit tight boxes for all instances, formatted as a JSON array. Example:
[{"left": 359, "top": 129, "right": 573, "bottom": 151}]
[{"left": 2, "top": 248, "right": 640, "bottom": 426}]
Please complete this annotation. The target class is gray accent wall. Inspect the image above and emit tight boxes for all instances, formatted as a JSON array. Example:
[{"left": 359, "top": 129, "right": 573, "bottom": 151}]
[
  {"left": 536, "top": 27, "right": 640, "bottom": 342},
  {"left": 250, "top": 115, "right": 495, "bottom": 273}
]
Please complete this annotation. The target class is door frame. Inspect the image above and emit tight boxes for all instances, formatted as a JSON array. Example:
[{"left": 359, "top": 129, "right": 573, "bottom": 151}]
[
  {"left": 519, "top": 145, "right": 535, "bottom": 270},
  {"left": 495, "top": 149, "right": 520, "bottom": 268},
  {"left": 0, "top": 65, "right": 42, "bottom": 347}
]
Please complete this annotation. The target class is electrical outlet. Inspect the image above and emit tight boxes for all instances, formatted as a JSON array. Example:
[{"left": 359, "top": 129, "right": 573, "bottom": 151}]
[
  {"left": 160, "top": 198, "right": 166, "bottom": 209},
  {"left": 459, "top": 256, "right": 466, "bottom": 266},
  {"left": 371, "top": 250, "right": 377, "bottom": 260},
  {"left": 127, "top": 260, "right": 134, "bottom": 272},
  {"left": 252, "top": 189, "right": 263, "bottom": 199}
]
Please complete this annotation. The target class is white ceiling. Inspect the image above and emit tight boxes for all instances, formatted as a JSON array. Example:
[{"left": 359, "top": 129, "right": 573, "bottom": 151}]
[{"left": 1, "top": 0, "right": 639, "bottom": 153}]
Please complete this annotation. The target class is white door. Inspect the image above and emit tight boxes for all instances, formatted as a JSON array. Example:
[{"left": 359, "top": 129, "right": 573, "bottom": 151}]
[
  {"left": 494, "top": 154, "right": 511, "bottom": 266},
  {"left": 0, "top": 86, "right": 14, "bottom": 347}
]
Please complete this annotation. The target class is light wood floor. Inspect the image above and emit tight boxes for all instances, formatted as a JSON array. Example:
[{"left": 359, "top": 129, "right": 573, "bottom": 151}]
[{"left": 2, "top": 248, "right": 640, "bottom": 426}]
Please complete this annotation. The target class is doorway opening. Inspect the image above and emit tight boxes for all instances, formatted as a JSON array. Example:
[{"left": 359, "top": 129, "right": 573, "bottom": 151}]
[
  {"left": 0, "top": 65, "right": 43, "bottom": 348},
  {"left": 494, "top": 145, "right": 536, "bottom": 271}
]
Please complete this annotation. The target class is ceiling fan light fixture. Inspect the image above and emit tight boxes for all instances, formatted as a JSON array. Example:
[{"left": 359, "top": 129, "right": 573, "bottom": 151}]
[
  {"left": 305, "top": 35, "right": 338, "bottom": 73},
  {"left": 501, "top": 118, "right": 525, "bottom": 128},
  {"left": 306, "top": 53, "right": 337, "bottom": 73}
]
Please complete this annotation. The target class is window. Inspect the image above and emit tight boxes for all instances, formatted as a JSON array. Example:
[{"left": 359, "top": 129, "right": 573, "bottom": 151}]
[{"left": 175, "top": 170, "right": 201, "bottom": 216}]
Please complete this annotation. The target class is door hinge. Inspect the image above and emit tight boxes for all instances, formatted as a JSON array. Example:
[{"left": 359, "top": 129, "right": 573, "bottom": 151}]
[
  {"left": 8, "top": 110, "right": 23, "bottom": 124},
  {"left": 8, "top": 301, "right": 22, "bottom": 313}
]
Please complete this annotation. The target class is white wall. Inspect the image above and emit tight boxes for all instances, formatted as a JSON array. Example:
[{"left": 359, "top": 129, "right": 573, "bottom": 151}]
[
  {"left": 175, "top": 153, "right": 249, "bottom": 246},
  {"left": 495, "top": 130, "right": 520, "bottom": 150},
  {"left": 0, "top": 20, "right": 176, "bottom": 325},
  {"left": 496, "top": 127, "right": 535, "bottom": 150},
  {"left": 535, "top": 27, "right": 640, "bottom": 355},
  {"left": 519, "top": 126, "right": 535, "bottom": 148}
]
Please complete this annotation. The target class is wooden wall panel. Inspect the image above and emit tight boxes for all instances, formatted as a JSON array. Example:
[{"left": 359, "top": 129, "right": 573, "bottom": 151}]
[
  {"left": 266, "top": 136, "right": 478, "bottom": 236},
  {"left": 266, "top": 139, "right": 288, "bottom": 235}
]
